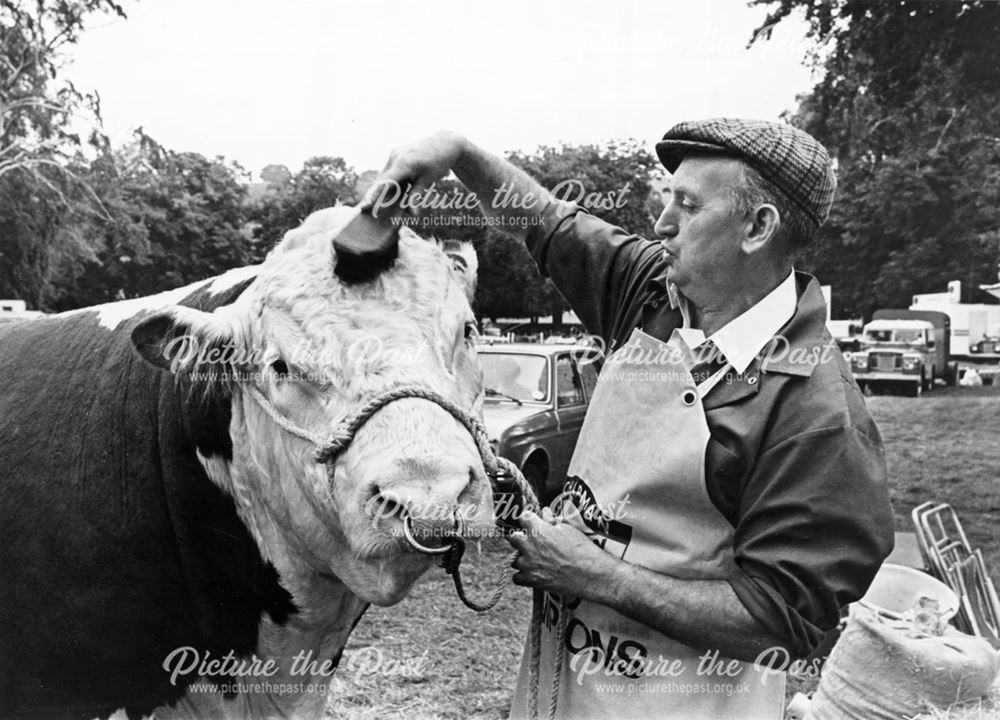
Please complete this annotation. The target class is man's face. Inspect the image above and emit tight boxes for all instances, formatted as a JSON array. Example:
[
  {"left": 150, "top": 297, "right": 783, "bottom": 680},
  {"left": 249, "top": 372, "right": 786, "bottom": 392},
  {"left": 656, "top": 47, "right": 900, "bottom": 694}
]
[{"left": 654, "top": 156, "right": 749, "bottom": 308}]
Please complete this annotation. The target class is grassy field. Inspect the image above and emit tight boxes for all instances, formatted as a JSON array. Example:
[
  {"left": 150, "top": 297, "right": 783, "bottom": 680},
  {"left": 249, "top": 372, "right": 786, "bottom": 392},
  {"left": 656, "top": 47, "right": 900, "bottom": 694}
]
[
  {"left": 868, "top": 385, "right": 1000, "bottom": 582},
  {"left": 328, "top": 384, "right": 1000, "bottom": 719}
]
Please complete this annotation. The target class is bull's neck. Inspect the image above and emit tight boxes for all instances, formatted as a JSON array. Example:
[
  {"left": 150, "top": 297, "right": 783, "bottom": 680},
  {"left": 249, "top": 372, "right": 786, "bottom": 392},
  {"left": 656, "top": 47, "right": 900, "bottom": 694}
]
[
  {"left": 171, "top": 444, "right": 370, "bottom": 718},
  {"left": 156, "top": 594, "right": 369, "bottom": 720}
]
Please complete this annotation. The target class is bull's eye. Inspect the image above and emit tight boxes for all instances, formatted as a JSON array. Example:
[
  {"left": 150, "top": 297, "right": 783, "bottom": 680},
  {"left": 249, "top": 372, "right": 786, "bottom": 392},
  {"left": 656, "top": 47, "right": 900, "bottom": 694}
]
[{"left": 272, "top": 359, "right": 290, "bottom": 379}]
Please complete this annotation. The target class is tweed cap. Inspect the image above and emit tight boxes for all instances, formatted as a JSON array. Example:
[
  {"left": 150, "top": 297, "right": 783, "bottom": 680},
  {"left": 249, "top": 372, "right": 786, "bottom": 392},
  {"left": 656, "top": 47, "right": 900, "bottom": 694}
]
[{"left": 655, "top": 118, "right": 836, "bottom": 227}]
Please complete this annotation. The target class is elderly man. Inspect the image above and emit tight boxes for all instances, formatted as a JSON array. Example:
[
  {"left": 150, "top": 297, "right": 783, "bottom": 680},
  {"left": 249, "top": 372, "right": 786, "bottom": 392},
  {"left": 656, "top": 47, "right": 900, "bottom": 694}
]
[{"left": 367, "top": 119, "right": 893, "bottom": 720}]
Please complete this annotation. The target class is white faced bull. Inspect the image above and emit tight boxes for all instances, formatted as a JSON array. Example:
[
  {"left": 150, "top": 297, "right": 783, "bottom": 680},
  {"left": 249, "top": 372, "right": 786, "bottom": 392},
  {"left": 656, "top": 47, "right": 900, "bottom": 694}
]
[
  {"left": 132, "top": 206, "right": 495, "bottom": 607},
  {"left": 0, "top": 205, "right": 504, "bottom": 720}
]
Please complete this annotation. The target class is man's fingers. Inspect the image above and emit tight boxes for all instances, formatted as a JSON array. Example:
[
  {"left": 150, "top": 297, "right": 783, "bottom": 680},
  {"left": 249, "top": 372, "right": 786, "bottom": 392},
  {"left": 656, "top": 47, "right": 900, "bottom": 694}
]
[
  {"left": 518, "top": 509, "right": 547, "bottom": 531},
  {"left": 360, "top": 176, "right": 408, "bottom": 214},
  {"left": 507, "top": 529, "right": 528, "bottom": 551},
  {"left": 359, "top": 132, "right": 464, "bottom": 213},
  {"left": 358, "top": 180, "right": 386, "bottom": 212}
]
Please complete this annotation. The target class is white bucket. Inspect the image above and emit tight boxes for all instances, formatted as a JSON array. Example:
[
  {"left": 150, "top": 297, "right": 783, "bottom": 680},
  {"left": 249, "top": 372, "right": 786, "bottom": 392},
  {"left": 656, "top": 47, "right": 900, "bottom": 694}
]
[{"left": 856, "top": 562, "right": 959, "bottom": 621}]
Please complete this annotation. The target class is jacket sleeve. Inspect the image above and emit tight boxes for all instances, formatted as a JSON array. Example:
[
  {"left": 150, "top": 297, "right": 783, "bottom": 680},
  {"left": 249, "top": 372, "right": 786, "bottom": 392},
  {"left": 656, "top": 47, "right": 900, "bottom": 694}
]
[
  {"left": 524, "top": 200, "right": 666, "bottom": 347},
  {"left": 727, "top": 423, "right": 895, "bottom": 657}
]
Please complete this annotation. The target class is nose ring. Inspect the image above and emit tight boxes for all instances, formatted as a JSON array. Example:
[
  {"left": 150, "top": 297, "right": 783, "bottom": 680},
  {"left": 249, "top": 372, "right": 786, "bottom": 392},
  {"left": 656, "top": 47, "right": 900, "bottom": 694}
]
[{"left": 402, "top": 513, "right": 452, "bottom": 555}]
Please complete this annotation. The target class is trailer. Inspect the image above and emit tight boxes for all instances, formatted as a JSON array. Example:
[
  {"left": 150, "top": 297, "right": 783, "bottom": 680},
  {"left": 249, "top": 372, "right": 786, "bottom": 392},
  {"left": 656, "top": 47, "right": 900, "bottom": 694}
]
[{"left": 910, "top": 281, "right": 1000, "bottom": 358}]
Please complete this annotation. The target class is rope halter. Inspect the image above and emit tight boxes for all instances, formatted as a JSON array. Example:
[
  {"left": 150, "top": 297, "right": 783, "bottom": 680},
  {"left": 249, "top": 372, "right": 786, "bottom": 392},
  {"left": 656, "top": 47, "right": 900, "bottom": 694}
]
[{"left": 242, "top": 383, "right": 540, "bottom": 612}]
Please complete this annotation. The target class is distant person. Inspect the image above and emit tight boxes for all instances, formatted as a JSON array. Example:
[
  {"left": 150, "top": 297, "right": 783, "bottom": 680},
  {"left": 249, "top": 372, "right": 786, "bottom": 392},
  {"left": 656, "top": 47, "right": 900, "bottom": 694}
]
[{"left": 366, "top": 119, "right": 894, "bottom": 720}]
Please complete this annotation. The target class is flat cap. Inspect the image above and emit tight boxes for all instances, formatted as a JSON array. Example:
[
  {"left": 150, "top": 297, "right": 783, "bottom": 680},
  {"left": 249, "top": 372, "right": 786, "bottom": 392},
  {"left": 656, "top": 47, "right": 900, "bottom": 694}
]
[{"left": 655, "top": 118, "right": 836, "bottom": 227}]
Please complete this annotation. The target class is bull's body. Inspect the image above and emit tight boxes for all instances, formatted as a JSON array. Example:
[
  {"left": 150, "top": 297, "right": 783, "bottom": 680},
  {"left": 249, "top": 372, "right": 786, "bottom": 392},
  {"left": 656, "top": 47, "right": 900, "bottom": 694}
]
[
  {"left": 0, "top": 207, "right": 489, "bottom": 719},
  {"left": 0, "top": 276, "right": 330, "bottom": 718}
]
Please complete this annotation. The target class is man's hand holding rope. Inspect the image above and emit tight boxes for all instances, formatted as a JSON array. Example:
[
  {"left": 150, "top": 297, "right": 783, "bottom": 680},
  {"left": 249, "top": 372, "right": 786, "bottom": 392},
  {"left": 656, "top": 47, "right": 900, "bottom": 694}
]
[{"left": 507, "top": 508, "right": 614, "bottom": 600}]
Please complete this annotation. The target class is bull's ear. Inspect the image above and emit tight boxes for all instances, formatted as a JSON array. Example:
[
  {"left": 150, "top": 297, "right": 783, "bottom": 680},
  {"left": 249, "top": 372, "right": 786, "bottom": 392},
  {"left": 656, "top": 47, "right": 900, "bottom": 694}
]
[
  {"left": 131, "top": 306, "right": 233, "bottom": 375},
  {"left": 443, "top": 241, "right": 478, "bottom": 303}
]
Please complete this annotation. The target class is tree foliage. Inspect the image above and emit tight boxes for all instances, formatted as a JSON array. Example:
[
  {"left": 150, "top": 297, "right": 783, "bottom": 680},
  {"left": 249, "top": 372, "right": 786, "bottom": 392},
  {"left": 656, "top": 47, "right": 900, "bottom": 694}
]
[
  {"left": 248, "top": 156, "right": 359, "bottom": 260},
  {"left": 0, "top": 158, "right": 95, "bottom": 307},
  {"left": 38, "top": 136, "right": 253, "bottom": 310},
  {"left": 473, "top": 140, "right": 661, "bottom": 321},
  {"left": 0, "top": 0, "right": 124, "bottom": 180},
  {"left": 0, "top": 0, "right": 127, "bottom": 308},
  {"left": 753, "top": 0, "right": 1000, "bottom": 317}
]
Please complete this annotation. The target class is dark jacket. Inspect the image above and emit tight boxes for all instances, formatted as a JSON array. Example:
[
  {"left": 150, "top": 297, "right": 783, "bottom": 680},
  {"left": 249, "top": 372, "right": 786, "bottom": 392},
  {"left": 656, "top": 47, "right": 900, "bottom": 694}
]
[{"left": 525, "top": 201, "right": 895, "bottom": 657}]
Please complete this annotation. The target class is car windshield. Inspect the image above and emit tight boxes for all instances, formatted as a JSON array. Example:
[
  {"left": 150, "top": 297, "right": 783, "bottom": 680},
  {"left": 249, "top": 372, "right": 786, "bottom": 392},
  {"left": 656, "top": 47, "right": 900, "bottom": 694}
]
[
  {"left": 865, "top": 329, "right": 924, "bottom": 344},
  {"left": 480, "top": 353, "right": 549, "bottom": 403}
]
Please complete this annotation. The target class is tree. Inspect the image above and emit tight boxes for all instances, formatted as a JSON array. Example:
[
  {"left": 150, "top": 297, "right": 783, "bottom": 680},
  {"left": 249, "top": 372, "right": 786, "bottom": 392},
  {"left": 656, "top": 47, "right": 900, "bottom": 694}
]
[
  {"left": 0, "top": 0, "right": 125, "bottom": 180},
  {"left": 473, "top": 141, "right": 661, "bottom": 321},
  {"left": 117, "top": 144, "right": 252, "bottom": 298},
  {"left": 0, "top": 0, "right": 128, "bottom": 308},
  {"left": 48, "top": 137, "right": 253, "bottom": 310},
  {"left": 752, "top": 0, "right": 1000, "bottom": 317},
  {"left": 507, "top": 140, "right": 660, "bottom": 238},
  {"left": 260, "top": 163, "right": 291, "bottom": 187},
  {"left": 473, "top": 231, "right": 552, "bottom": 320},
  {"left": 248, "top": 156, "right": 359, "bottom": 259}
]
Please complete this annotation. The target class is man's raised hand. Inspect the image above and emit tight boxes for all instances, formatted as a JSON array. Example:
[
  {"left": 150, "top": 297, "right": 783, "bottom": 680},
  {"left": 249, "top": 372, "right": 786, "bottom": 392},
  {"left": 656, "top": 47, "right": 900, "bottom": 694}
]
[{"left": 360, "top": 131, "right": 468, "bottom": 216}]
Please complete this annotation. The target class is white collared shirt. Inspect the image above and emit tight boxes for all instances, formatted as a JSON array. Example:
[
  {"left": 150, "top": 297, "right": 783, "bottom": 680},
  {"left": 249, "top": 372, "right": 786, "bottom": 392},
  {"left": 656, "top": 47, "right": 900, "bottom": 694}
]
[{"left": 673, "top": 271, "right": 797, "bottom": 374}]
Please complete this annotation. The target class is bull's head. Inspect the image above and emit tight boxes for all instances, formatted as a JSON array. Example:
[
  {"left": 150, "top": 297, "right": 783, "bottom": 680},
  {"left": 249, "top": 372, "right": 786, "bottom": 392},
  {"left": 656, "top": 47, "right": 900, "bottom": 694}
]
[{"left": 131, "top": 207, "right": 494, "bottom": 606}]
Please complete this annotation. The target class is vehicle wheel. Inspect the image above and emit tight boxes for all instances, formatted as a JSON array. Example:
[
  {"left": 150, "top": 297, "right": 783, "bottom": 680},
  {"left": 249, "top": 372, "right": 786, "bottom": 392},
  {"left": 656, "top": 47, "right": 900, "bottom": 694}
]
[
  {"left": 946, "top": 362, "right": 960, "bottom": 386},
  {"left": 924, "top": 368, "right": 933, "bottom": 392},
  {"left": 521, "top": 456, "right": 549, "bottom": 506},
  {"left": 907, "top": 378, "right": 923, "bottom": 398}
]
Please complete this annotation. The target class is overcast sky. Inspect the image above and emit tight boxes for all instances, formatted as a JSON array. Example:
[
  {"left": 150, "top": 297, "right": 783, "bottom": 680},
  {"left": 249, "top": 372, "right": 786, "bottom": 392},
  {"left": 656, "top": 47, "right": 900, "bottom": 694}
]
[{"left": 67, "top": 0, "right": 816, "bottom": 178}]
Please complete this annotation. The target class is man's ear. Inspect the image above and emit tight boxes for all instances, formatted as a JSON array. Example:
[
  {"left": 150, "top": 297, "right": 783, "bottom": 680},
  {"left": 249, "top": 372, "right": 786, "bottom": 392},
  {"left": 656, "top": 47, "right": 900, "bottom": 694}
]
[
  {"left": 131, "top": 306, "right": 234, "bottom": 375},
  {"left": 442, "top": 240, "right": 478, "bottom": 302},
  {"left": 741, "top": 204, "right": 780, "bottom": 255}
]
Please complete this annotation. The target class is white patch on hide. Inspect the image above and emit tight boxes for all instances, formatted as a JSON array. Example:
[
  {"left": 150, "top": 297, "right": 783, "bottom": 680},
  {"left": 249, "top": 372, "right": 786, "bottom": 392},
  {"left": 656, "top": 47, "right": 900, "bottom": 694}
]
[
  {"left": 207, "top": 265, "right": 261, "bottom": 296},
  {"left": 61, "top": 281, "right": 210, "bottom": 330},
  {"left": 59, "top": 265, "right": 259, "bottom": 331}
]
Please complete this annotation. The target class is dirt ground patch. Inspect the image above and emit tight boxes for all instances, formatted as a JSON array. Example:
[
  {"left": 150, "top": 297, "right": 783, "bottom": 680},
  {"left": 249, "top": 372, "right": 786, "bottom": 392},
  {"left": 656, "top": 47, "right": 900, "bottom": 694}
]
[{"left": 327, "top": 538, "right": 528, "bottom": 720}]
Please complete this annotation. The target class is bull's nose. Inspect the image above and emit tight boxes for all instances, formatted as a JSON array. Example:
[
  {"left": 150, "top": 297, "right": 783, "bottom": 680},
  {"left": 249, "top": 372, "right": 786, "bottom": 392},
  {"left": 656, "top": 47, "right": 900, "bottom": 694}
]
[{"left": 367, "top": 457, "right": 484, "bottom": 529}]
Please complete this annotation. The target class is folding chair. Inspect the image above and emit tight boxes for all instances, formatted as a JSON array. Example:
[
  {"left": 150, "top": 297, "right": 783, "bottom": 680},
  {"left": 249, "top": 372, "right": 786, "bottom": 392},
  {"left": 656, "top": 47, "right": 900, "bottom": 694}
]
[
  {"left": 945, "top": 551, "right": 1000, "bottom": 645},
  {"left": 911, "top": 502, "right": 1000, "bottom": 642},
  {"left": 911, "top": 502, "right": 941, "bottom": 575}
]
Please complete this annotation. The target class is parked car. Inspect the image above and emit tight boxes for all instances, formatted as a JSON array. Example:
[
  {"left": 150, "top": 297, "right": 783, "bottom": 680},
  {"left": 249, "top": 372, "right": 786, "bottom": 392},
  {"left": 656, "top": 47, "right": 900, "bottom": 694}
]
[{"left": 477, "top": 343, "right": 603, "bottom": 505}]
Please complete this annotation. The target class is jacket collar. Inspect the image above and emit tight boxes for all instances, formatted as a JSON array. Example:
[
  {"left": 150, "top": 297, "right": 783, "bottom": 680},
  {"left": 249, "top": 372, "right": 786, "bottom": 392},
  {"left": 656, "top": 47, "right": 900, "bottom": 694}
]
[
  {"left": 644, "top": 271, "right": 832, "bottom": 409},
  {"left": 757, "top": 272, "right": 831, "bottom": 378}
]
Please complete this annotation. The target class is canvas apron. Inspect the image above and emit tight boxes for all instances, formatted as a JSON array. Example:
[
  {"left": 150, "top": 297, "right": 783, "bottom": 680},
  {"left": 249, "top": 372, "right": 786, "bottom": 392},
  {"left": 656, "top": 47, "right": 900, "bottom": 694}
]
[{"left": 510, "top": 328, "right": 785, "bottom": 720}]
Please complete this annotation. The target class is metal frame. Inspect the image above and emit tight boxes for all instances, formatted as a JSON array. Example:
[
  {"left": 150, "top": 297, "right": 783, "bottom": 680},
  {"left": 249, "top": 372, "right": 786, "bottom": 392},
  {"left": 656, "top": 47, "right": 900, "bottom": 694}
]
[{"left": 911, "top": 502, "right": 1000, "bottom": 643}]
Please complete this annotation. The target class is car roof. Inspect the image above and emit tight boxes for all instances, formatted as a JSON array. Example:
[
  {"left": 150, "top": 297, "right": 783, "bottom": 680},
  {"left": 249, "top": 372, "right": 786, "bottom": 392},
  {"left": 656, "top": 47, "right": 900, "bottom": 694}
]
[
  {"left": 865, "top": 319, "right": 934, "bottom": 330},
  {"left": 475, "top": 342, "right": 597, "bottom": 356}
]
